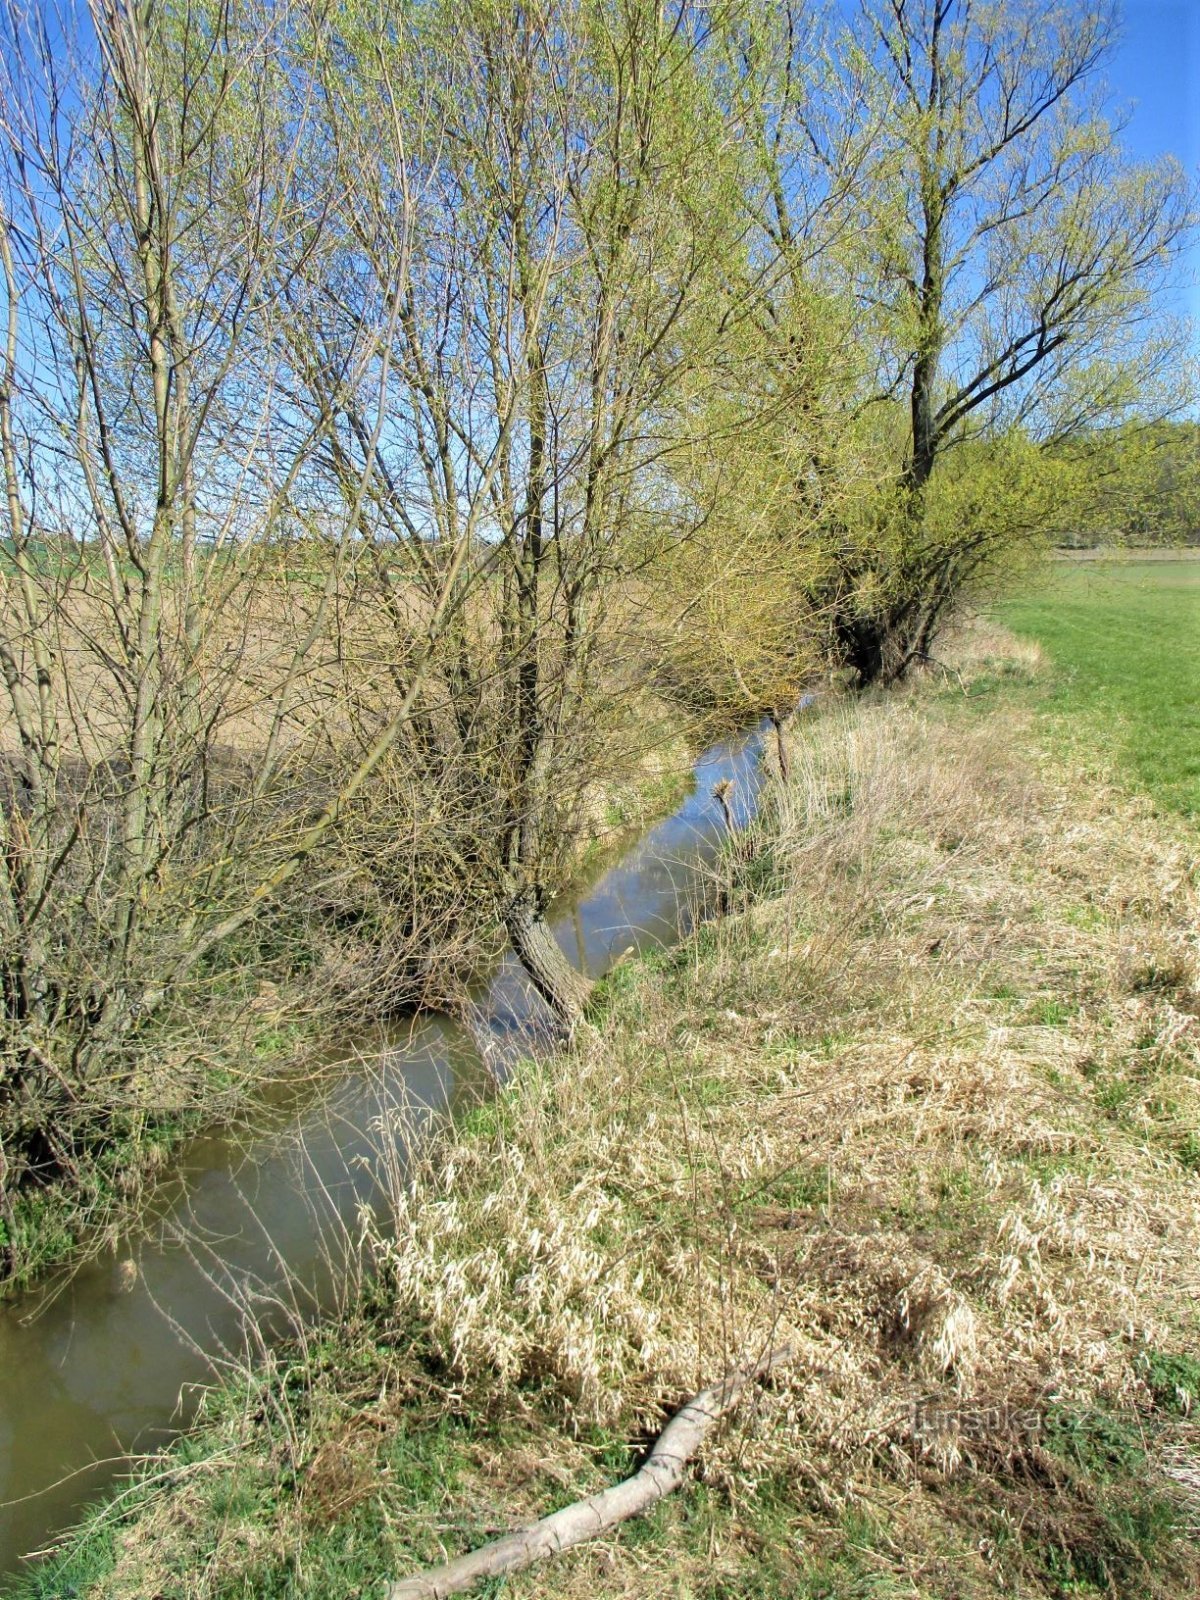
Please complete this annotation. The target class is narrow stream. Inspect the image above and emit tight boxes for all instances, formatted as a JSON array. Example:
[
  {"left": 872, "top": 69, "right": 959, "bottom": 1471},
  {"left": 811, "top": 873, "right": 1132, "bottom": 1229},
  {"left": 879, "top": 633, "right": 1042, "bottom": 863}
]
[{"left": 0, "top": 728, "right": 765, "bottom": 1581}]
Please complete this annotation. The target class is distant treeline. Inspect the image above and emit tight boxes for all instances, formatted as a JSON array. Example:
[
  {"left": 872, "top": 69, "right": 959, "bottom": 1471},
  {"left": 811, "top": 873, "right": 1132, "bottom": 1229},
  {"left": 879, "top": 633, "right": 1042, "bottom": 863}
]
[{"left": 1057, "top": 422, "right": 1200, "bottom": 547}]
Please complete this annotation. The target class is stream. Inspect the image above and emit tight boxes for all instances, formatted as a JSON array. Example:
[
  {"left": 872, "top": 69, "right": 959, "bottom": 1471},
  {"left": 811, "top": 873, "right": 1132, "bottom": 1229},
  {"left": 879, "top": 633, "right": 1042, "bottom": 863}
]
[{"left": 0, "top": 727, "right": 766, "bottom": 1582}]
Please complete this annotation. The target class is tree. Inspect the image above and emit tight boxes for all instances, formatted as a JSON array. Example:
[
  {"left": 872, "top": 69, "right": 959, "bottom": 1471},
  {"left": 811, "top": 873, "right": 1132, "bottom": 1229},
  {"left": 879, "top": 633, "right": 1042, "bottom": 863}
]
[
  {"left": 757, "top": 0, "right": 1196, "bottom": 682},
  {"left": 0, "top": 0, "right": 467, "bottom": 1254},
  {"left": 290, "top": 0, "right": 751, "bottom": 1023},
  {"left": 1071, "top": 420, "right": 1200, "bottom": 545}
]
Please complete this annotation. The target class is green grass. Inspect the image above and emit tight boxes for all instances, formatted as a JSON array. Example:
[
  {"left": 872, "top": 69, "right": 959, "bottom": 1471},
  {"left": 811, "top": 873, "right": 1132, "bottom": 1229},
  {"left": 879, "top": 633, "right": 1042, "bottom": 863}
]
[
  {"left": 1030, "top": 1404, "right": 1185, "bottom": 1596},
  {"left": 1137, "top": 1348, "right": 1200, "bottom": 1417},
  {"left": 998, "top": 560, "right": 1200, "bottom": 817}
]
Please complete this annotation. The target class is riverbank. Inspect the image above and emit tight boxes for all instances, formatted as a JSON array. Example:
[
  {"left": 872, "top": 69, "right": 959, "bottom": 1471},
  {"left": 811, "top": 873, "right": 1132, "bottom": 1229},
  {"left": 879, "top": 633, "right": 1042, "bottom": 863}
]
[
  {"left": 0, "top": 702, "right": 695, "bottom": 1304},
  {"left": 15, "top": 616, "right": 1198, "bottom": 1599},
  {"left": 0, "top": 710, "right": 724, "bottom": 1580}
]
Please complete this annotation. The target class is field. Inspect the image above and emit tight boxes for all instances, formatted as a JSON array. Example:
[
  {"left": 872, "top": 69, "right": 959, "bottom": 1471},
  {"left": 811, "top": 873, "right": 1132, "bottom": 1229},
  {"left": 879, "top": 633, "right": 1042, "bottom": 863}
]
[
  {"left": 998, "top": 559, "right": 1200, "bottom": 818},
  {"left": 8, "top": 583, "right": 1199, "bottom": 1600}
]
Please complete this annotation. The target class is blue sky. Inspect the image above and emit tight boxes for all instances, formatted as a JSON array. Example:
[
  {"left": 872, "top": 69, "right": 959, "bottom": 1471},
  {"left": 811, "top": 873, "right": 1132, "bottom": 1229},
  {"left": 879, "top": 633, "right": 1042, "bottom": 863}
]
[{"left": 1109, "top": 0, "right": 1200, "bottom": 325}]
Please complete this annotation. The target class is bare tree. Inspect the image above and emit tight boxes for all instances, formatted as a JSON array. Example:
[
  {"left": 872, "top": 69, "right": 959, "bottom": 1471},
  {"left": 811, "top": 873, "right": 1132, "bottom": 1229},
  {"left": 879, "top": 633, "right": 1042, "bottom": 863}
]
[
  {"left": 292, "top": 0, "right": 752, "bottom": 1023},
  {"left": 0, "top": 0, "right": 462, "bottom": 1264}
]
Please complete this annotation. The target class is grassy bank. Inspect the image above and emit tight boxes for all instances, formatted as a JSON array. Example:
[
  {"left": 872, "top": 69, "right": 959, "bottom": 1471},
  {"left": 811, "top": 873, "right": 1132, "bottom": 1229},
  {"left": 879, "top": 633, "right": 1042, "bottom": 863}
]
[{"left": 11, "top": 619, "right": 1199, "bottom": 1600}]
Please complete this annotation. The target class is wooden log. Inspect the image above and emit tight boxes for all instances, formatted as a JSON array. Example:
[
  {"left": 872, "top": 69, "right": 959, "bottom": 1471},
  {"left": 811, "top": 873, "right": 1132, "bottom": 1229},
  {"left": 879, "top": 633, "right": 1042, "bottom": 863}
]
[{"left": 385, "top": 1344, "right": 794, "bottom": 1600}]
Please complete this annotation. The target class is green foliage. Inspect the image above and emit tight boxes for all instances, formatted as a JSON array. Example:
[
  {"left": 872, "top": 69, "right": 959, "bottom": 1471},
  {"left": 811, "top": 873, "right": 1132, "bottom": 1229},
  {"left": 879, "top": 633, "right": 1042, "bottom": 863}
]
[
  {"left": 1031, "top": 1405, "right": 1184, "bottom": 1596},
  {"left": 0, "top": 1103, "right": 209, "bottom": 1301},
  {"left": 745, "top": 1161, "right": 835, "bottom": 1211},
  {"left": 1028, "top": 997, "right": 1075, "bottom": 1027},
  {"left": 724, "top": 0, "right": 1197, "bottom": 685},
  {"left": 1042, "top": 1405, "right": 1147, "bottom": 1481},
  {"left": 1068, "top": 422, "right": 1200, "bottom": 547},
  {"left": 1137, "top": 1348, "right": 1200, "bottom": 1417},
  {"left": 0, "top": 1530, "right": 119, "bottom": 1600}
]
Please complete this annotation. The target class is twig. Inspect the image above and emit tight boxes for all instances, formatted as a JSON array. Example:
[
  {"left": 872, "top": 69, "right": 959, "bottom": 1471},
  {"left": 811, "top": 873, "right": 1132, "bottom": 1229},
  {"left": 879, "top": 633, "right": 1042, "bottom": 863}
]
[{"left": 712, "top": 777, "right": 736, "bottom": 834}]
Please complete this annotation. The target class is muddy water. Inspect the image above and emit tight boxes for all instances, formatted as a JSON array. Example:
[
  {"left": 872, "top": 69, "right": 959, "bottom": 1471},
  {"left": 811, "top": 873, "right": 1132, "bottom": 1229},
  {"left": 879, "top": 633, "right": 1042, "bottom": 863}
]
[{"left": 0, "top": 729, "right": 764, "bottom": 1581}]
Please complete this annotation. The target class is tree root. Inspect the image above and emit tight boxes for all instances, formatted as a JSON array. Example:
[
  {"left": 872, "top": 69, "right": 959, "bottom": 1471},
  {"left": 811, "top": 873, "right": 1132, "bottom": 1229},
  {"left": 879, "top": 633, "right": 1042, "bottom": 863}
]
[{"left": 385, "top": 1343, "right": 795, "bottom": 1600}]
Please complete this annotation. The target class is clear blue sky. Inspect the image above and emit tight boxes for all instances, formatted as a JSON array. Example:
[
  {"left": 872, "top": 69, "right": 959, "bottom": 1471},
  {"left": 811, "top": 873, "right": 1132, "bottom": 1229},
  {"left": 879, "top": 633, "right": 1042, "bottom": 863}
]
[{"left": 1109, "top": 0, "right": 1200, "bottom": 326}]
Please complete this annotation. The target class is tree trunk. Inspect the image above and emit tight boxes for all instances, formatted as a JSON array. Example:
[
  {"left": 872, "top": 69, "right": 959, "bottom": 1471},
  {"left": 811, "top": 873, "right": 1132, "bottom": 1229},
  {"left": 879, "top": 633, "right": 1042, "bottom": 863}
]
[
  {"left": 833, "top": 609, "right": 888, "bottom": 687},
  {"left": 504, "top": 890, "right": 593, "bottom": 1025}
]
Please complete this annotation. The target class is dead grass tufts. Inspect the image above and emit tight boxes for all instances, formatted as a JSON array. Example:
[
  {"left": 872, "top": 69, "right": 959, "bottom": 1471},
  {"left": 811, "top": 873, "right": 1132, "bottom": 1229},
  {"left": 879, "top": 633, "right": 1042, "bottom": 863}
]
[
  {"left": 53, "top": 623, "right": 1200, "bottom": 1598},
  {"left": 351, "top": 622, "right": 1198, "bottom": 1591}
]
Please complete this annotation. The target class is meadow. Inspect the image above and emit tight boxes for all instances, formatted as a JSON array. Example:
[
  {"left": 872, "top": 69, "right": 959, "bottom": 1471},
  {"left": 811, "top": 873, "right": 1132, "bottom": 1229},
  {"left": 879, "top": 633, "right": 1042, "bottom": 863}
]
[{"left": 998, "top": 558, "right": 1200, "bottom": 817}]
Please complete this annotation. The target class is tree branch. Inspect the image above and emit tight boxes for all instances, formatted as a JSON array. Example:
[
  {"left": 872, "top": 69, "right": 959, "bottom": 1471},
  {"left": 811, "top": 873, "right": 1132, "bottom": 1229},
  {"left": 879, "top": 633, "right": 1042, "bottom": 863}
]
[{"left": 386, "top": 1344, "right": 796, "bottom": 1600}]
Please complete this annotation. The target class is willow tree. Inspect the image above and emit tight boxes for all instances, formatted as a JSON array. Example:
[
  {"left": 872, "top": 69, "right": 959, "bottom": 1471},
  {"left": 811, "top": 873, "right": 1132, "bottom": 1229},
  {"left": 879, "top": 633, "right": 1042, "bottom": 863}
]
[
  {"left": 292, "top": 0, "right": 750, "bottom": 1023},
  {"left": 650, "top": 276, "right": 873, "bottom": 746},
  {"left": 648, "top": 0, "right": 887, "bottom": 724},
  {"left": 0, "top": 0, "right": 466, "bottom": 1253},
  {"left": 745, "top": 0, "right": 1194, "bottom": 683}
]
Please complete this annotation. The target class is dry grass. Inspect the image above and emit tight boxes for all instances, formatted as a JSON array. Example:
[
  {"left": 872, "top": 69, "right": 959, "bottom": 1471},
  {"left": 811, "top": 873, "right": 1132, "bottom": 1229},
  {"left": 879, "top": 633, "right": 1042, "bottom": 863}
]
[
  {"left": 377, "top": 619, "right": 1198, "bottom": 1422},
  {"left": 42, "top": 621, "right": 1200, "bottom": 1600}
]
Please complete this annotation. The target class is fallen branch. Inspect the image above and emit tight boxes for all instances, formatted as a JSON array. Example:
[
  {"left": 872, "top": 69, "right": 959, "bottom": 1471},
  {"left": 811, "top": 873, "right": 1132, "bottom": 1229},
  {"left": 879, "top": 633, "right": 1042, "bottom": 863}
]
[{"left": 385, "top": 1343, "right": 795, "bottom": 1600}]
